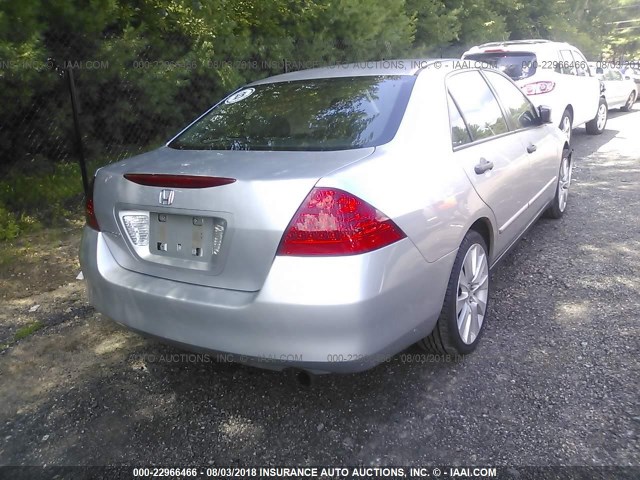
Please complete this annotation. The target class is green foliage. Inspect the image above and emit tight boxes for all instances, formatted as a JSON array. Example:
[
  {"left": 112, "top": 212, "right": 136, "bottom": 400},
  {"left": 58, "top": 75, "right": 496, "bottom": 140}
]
[
  {"left": 0, "top": 0, "right": 636, "bottom": 242},
  {"left": 543, "top": 0, "right": 621, "bottom": 58},
  {"left": 603, "top": 0, "right": 640, "bottom": 59},
  {"left": 0, "top": 206, "right": 21, "bottom": 241}
]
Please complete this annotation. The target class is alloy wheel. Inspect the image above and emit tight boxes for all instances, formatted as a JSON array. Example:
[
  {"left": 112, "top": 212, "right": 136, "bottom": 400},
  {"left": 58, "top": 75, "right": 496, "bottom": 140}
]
[
  {"left": 596, "top": 103, "right": 607, "bottom": 131},
  {"left": 625, "top": 92, "right": 636, "bottom": 110},
  {"left": 456, "top": 244, "right": 489, "bottom": 345},
  {"left": 558, "top": 155, "right": 572, "bottom": 212}
]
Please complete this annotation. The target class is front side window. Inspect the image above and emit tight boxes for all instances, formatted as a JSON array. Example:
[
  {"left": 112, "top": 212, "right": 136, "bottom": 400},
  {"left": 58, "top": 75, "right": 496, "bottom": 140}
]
[
  {"left": 571, "top": 50, "right": 590, "bottom": 76},
  {"left": 594, "top": 66, "right": 605, "bottom": 79},
  {"left": 559, "top": 50, "right": 577, "bottom": 75},
  {"left": 447, "top": 71, "right": 509, "bottom": 141},
  {"left": 484, "top": 71, "right": 539, "bottom": 130},
  {"left": 168, "top": 75, "right": 416, "bottom": 151}
]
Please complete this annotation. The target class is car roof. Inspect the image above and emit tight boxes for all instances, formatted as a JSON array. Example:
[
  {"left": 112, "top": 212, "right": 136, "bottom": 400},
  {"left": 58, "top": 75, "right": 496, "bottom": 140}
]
[
  {"left": 477, "top": 39, "right": 554, "bottom": 47},
  {"left": 463, "top": 39, "right": 575, "bottom": 56},
  {"left": 248, "top": 59, "right": 458, "bottom": 85}
]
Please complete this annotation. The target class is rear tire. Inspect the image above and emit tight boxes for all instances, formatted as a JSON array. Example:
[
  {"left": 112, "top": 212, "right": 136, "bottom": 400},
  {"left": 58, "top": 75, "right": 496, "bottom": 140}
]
[
  {"left": 585, "top": 97, "right": 608, "bottom": 134},
  {"left": 545, "top": 147, "right": 572, "bottom": 219},
  {"left": 621, "top": 91, "right": 636, "bottom": 112},
  {"left": 419, "top": 230, "right": 490, "bottom": 356}
]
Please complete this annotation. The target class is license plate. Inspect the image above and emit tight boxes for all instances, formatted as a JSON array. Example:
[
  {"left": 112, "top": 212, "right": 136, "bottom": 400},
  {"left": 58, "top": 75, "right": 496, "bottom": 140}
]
[{"left": 149, "top": 213, "right": 225, "bottom": 261}]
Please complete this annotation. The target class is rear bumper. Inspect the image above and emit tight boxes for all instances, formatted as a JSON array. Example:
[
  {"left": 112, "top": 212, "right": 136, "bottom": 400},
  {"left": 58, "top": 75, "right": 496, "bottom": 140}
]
[{"left": 79, "top": 227, "right": 456, "bottom": 373}]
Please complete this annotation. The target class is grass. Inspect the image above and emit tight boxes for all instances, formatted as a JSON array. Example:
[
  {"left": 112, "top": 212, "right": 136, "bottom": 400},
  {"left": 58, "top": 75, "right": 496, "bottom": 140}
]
[
  {"left": 13, "top": 321, "right": 45, "bottom": 341},
  {"left": 0, "top": 140, "right": 162, "bottom": 242},
  {"left": 0, "top": 156, "right": 111, "bottom": 241},
  {"left": 0, "top": 162, "right": 85, "bottom": 241},
  {"left": 0, "top": 221, "right": 83, "bottom": 269},
  {"left": 0, "top": 147, "right": 156, "bottom": 242},
  {"left": 0, "top": 321, "right": 46, "bottom": 353}
]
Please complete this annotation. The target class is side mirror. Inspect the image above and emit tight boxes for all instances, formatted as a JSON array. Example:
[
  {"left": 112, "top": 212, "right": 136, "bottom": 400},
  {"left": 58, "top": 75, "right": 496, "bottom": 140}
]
[
  {"left": 538, "top": 106, "right": 552, "bottom": 124},
  {"left": 519, "top": 110, "right": 537, "bottom": 128},
  {"left": 625, "top": 75, "right": 631, "bottom": 80},
  {"left": 600, "top": 82, "right": 606, "bottom": 94}
]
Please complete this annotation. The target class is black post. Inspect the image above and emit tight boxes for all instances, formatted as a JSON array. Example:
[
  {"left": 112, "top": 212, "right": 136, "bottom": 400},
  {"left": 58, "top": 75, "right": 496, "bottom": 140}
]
[{"left": 66, "top": 66, "right": 89, "bottom": 195}]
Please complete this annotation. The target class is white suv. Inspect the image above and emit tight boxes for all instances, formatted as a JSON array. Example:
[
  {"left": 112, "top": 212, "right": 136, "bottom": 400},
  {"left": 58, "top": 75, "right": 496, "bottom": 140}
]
[{"left": 462, "top": 40, "right": 606, "bottom": 143}]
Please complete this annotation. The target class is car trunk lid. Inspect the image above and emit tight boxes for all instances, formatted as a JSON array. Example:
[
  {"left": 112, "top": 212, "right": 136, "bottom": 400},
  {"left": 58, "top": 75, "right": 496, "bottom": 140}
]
[{"left": 93, "top": 146, "right": 374, "bottom": 291}]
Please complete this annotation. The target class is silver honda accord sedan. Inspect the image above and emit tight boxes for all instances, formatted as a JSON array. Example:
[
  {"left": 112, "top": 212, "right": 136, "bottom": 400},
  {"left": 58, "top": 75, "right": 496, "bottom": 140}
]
[{"left": 80, "top": 59, "right": 571, "bottom": 374}]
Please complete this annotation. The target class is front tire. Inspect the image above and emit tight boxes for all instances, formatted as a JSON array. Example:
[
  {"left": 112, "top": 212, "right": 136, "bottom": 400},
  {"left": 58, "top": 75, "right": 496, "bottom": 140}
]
[
  {"left": 621, "top": 91, "right": 636, "bottom": 112},
  {"left": 585, "top": 97, "right": 608, "bottom": 134},
  {"left": 545, "top": 148, "right": 572, "bottom": 219},
  {"left": 419, "top": 230, "right": 490, "bottom": 355},
  {"left": 559, "top": 109, "right": 572, "bottom": 144}
]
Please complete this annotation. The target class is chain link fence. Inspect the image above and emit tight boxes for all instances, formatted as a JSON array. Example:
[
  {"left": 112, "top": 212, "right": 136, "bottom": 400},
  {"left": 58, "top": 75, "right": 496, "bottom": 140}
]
[{"left": 0, "top": 32, "right": 262, "bottom": 240}]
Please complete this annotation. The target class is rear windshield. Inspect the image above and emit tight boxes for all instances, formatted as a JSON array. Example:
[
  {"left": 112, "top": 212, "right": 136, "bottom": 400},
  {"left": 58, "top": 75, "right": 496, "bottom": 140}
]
[
  {"left": 168, "top": 75, "right": 416, "bottom": 151},
  {"left": 464, "top": 52, "right": 537, "bottom": 81}
]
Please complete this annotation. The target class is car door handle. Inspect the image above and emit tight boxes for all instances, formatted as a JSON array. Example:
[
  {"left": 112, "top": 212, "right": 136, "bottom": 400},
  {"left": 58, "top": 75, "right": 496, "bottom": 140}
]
[
  {"left": 474, "top": 158, "right": 494, "bottom": 174},
  {"left": 527, "top": 144, "right": 537, "bottom": 154}
]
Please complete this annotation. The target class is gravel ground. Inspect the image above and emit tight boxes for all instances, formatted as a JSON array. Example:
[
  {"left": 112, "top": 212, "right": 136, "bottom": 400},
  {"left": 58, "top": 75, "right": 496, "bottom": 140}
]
[{"left": 0, "top": 105, "right": 638, "bottom": 470}]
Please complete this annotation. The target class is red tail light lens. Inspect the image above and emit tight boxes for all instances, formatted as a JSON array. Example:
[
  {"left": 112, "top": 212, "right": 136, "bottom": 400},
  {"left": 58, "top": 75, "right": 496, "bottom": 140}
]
[
  {"left": 521, "top": 81, "right": 555, "bottom": 95},
  {"left": 277, "top": 187, "right": 406, "bottom": 256},
  {"left": 85, "top": 177, "right": 100, "bottom": 231}
]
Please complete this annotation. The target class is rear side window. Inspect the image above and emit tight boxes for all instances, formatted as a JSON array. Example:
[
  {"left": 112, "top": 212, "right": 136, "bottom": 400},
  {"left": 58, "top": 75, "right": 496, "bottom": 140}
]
[
  {"left": 168, "top": 75, "right": 416, "bottom": 151},
  {"left": 484, "top": 71, "right": 539, "bottom": 130},
  {"left": 447, "top": 95, "right": 472, "bottom": 147},
  {"left": 608, "top": 70, "right": 623, "bottom": 81},
  {"left": 464, "top": 52, "right": 537, "bottom": 80},
  {"left": 447, "top": 71, "right": 509, "bottom": 141}
]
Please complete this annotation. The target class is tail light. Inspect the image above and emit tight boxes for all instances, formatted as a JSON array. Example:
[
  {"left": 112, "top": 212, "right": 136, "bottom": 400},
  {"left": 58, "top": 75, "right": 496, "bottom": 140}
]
[
  {"left": 85, "top": 177, "right": 100, "bottom": 231},
  {"left": 277, "top": 187, "right": 406, "bottom": 256},
  {"left": 521, "top": 81, "right": 555, "bottom": 95}
]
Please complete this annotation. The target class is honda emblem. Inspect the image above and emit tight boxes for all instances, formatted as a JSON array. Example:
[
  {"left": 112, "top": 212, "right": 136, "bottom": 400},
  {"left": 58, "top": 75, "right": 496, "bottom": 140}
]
[{"left": 159, "top": 189, "right": 175, "bottom": 205}]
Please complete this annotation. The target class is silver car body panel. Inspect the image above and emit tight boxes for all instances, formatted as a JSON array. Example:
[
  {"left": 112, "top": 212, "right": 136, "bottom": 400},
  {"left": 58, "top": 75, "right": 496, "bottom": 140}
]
[
  {"left": 82, "top": 227, "right": 455, "bottom": 373},
  {"left": 93, "top": 147, "right": 375, "bottom": 291},
  {"left": 80, "top": 60, "right": 566, "bottom": 373}
]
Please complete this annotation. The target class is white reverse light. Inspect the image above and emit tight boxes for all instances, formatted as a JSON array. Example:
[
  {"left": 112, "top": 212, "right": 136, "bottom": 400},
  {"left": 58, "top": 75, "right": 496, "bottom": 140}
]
[
  {"left": 122, "top": 214, "right": 150, "bottom": 246},
  {"left": 213, "top": 220, "right": 226, "bottom": 255}
]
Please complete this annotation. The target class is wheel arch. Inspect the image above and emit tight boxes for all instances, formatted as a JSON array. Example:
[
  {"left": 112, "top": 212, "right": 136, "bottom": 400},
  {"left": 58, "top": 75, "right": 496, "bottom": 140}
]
[
  {"left": 469, "top": 217, "right": 494, "bottom": 261},
  {"left": 563, "top": 105, "right": 574, "bottom": 121}
]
